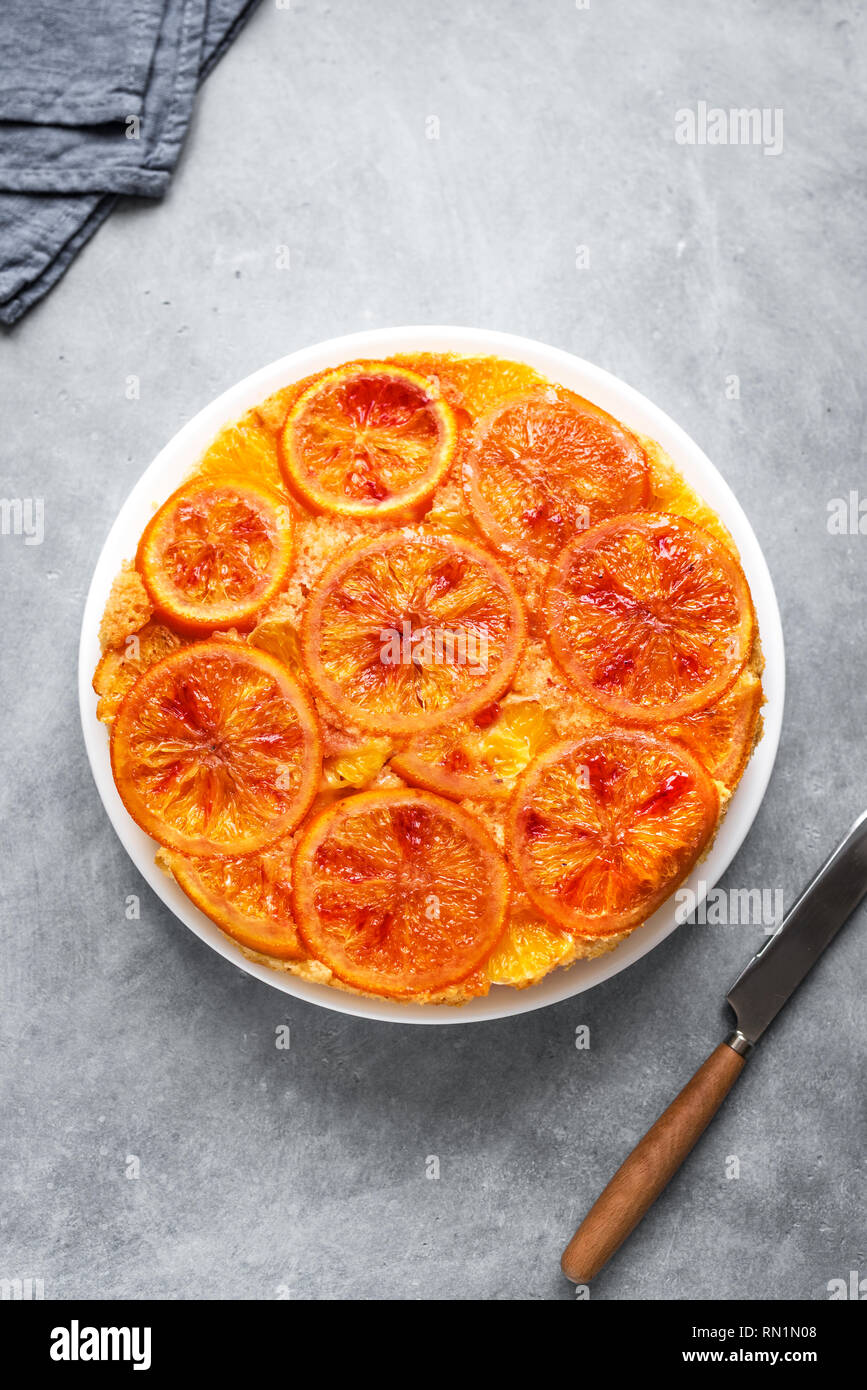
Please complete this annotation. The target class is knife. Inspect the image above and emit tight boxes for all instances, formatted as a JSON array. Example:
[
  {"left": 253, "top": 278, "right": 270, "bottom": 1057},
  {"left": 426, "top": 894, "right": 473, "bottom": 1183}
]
[{"left": 561, "top": 808, "right": 867, "bottom": 1285}]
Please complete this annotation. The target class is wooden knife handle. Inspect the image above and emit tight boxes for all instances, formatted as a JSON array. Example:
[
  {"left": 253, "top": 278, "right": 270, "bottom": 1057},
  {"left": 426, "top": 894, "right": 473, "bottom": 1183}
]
[{"left": 561, "top": 1039, "right": 748, "bottom": 1284}]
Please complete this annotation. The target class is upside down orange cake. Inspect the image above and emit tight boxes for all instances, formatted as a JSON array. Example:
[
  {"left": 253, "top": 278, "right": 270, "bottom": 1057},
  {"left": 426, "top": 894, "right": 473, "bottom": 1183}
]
[{"left": 93, "top": 353, "right": 764, "bottom": 1003}]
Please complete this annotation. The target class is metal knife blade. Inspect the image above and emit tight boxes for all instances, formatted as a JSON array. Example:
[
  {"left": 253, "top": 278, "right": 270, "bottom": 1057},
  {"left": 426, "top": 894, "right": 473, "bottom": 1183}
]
[{"left": 726, "top": 809, "right": 867, "bottom": 1046}]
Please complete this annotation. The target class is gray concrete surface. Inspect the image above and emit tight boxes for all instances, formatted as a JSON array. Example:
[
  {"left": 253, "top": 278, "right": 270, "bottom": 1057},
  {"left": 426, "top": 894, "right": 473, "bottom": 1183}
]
[{"left": 1, "top": 0, "right": 865, "bottom": 1302}]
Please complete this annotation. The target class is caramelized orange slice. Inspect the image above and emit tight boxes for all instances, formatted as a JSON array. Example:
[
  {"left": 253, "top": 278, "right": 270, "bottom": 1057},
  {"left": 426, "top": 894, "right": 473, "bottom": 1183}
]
[
  {"left": 464, "top": 394, "right": 648, "bottom": 561},
  {"left": 92, "top": 620, "right": 181, "bottom": 724},
  {"left": 543, "top": 513, "right": 754, "bottom": 722},
  {"left": 137, "top": 480, "right": 294, "bottom": 635},
  {"left": 669, "top": 671, "right": 762, "bottom": 788},
  {"left": 390, "top": 353, "right": 547, "bottom": 423},
  {"left": 301, "top": 528, "right": 526, "bottom": 735},
  {"left": 391, "top": 699, "right": 553, "bottom": 801},
  {"left": 111, "top": 640, "right": 321, "bottom": 856},
  {"left": 281, "top": 363, "right": 456, "bottom": 518},
  {"left": 248, "top": 611, "right": 303, "bottom": 671},
  {"left": 195, "top": 413, "right": 286, "bottom": 493},
  {"left": 486, "top": 908, "right": 578, "bottom": 986},
  {"left": 508, "top": 730, "right": 719, "bottom": 936},
  {"left": 322, "top": 739, "right": 393, "bottom": 790},
  {"left": 391, "top": 715, "right": 509, "bottom": 801},
  {"left": 293, "top": 789, "right": 509, "bottom": 998},
  {"left": 168, "top": 839, "right": 303, "bottom": 959}
]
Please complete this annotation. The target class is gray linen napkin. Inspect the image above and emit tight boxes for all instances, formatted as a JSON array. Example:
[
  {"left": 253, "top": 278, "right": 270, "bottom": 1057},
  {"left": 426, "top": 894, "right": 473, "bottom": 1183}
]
[
  {"left": 0, "top": 0, "right": 207, "bottom": 195},
  {"left": 0, "top": 0, "right": 167, "bottom": 126},
  {"left": 0, "top": 0, "right": 262, "bottom": 327}
]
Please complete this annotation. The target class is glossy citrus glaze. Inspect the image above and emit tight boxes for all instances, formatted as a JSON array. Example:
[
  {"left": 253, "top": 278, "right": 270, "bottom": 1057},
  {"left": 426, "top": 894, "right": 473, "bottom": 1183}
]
[{"left": 95, "top": 353, "right": 764, "bottom": 1002}]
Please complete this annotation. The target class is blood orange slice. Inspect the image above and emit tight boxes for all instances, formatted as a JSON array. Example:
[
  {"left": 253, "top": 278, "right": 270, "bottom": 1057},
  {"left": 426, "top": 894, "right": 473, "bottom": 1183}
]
[
  {"left": 168, "top": 839, "right": 303, "bottom": 959},
  {"left": 111, "top": 640, "right": 321, "bottom": 856},
  {"left": 137, "top": 480, "right": 294, "bottom": 635},
  {"left": 669, "top": 671, "right": 762, "bottom": 787},
  {"left": 543, "top": 512, "right": 755, "bottom": 722},
  {"left": 281, "top": 363, "right": 456, "bottom": 519},
  {"left": 293, "top": 789, "right": 509, "bottom": 998},
  {"left": 391, "top": 700, "right": 554, "bottom": 801},
  {"left": 92, "top": 620, "right": 181, "bottom": 724},
  {"left": 301, "top": 528, "right": 526, "bottom": 735},
  {"left": 508, "top": 730, "right": 719, "bottom": 936},
  {"left": 464, "top": 394, "right": 648, "bottom": 561}
]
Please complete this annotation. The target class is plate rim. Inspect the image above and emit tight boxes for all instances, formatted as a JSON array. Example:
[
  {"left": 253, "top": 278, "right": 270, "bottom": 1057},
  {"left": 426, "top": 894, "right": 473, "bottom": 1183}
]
[{"left": 78, "top": 324, "right": 786, "bottom": 1025}]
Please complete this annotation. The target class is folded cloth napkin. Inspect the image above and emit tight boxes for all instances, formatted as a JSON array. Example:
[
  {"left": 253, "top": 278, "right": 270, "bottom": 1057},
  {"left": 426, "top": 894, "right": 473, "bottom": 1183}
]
[
  {"left": 0, "top": 0, "right": 207, "bottom": 196},
  {"left": 0, "top": 0, "right": 167, "bottom": 126},
  {"left": 0, "top": 0, "right": 262, "bottom": 326}
]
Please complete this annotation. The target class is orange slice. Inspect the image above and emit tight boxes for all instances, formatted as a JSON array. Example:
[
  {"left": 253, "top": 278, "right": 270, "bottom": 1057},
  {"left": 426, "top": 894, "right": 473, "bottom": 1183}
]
[
  {"left": 669, "top": 671, "right": 762, "bottom": 788},
  {"left": 111, "top": 640, "right": 321, "bottom": 856},
  {"left": 508, "top": 730, "right": 719, "bottom": 936},
  {"left": 543, "top": 512, "right": 755, "bottom": 722},
  {"left": 486, "top": 908, "right": 578, "bottom": 987},
  {"left": 390, "top": 353, "right": 547, "bottom": 424},
  {"left": 464, "top": 393, "right": 648, "bottom": 561},
  {"left": 301, "top": 528, "right": 526, "bottom": 735},
  {"left": 391, "top": 699, "right": 554, "bottom": 801},
  {"left": 168, "top": 839, "right": 303, "bottom": 959},
  {"left": 248, "top": 611, "right": 303, "bottom": 671},
  {"left": 280, "top": 363, "right": 456, "bottom": 519},
  {"left": 93, "top": 620, "right": 181, "bottom": 724},
  {"left": 293, "top": 789, "right": 509, "bottom": 998},
  {"left": 322, "top": 738, "right": 393, "bottom": 790},
  {"left": 195, "top": 413, "right": 286, "bottom": 493},
  {"left": 137, "top": 480, "right": 294, "bottom": 635}
]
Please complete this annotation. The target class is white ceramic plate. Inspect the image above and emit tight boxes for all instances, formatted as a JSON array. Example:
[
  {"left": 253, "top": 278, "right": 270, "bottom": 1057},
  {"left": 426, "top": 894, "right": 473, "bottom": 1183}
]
[{"left": 79, "top": 327, "right": 785, "bottom": 1025}]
